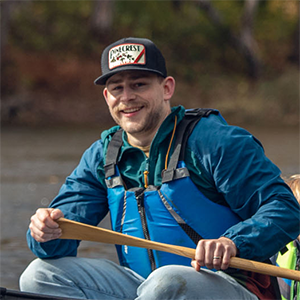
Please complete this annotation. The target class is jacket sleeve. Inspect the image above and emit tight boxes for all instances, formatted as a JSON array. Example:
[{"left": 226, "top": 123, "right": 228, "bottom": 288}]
[
  {"left": 192, "top": 114, "right": 300, "bottom": 261},
  {"left": 26, "top": 139, "right": 109, "bottom": 259}
]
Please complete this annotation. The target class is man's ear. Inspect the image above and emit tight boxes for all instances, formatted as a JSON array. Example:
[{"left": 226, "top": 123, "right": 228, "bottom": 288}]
[
  {"left": 103, "top": 88, "right": 109, "bottom": 104},
  {"left": 163, "top": 76, "right": 176, "bottom": 101}
]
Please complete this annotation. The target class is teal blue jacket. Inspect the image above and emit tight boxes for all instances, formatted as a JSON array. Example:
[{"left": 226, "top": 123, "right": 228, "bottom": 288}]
[{"left": 27, "top": 106, "right": 300, "bottom": 264}]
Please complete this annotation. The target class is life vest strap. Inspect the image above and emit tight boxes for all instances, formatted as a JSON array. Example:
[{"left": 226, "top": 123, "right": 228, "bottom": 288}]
[
  {"left": 105, "top": 176, "right": 123, "bottom": 189},
  {"left": 161, "top": 167, "right": 190, "bottom": 183},
  {"left": 104, "top": 129, "right": 123, "bottom": 179},
  {"left": 158, "top": 189, "right": 203, "bottom": 244},
  {"left": 162, "top": 108, "right": 218, "bottom": 183}
]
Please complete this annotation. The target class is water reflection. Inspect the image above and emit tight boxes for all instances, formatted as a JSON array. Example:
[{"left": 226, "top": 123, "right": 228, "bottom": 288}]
[{"left": 1, "top": 125, "right": 299, "bottom": 289}]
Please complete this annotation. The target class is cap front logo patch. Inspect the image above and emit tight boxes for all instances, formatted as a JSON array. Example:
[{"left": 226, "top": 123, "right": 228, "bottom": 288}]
[{"left": 108, "top": 43, "right": 146, "bottom": 69}]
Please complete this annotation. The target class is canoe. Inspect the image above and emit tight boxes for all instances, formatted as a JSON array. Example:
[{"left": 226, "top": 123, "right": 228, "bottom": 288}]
[{"left": 0, "top": 287, "right": 78, "bottom": 300}]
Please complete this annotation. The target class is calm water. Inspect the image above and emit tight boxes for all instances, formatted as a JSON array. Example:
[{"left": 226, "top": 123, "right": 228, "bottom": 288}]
[{"left": 1, "top": 125, "right": 299, "bottom": 290}]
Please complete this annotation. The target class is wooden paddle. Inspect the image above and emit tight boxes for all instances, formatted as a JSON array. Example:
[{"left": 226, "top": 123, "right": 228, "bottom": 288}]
[{"left": 57, "top": 218, "right": 300, "bottom": 281}]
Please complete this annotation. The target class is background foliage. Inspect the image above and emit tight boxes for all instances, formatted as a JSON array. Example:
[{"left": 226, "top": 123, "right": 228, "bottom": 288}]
[{"left": 1, "top": 0, "right": 299, "bottom": 127}]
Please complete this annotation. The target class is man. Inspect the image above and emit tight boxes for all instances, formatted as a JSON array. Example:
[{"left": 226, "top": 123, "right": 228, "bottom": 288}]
[{"left": 20, "top": 37, "right": 300, "bottom": 300}]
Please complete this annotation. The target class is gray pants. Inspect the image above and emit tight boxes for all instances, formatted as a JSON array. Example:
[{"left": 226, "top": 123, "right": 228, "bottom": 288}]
[{"left": 20, "top": 257, "right": 258, "bottom": 300}]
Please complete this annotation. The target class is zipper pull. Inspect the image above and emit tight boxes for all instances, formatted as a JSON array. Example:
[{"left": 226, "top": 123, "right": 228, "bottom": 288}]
[
  {"left": 144, "top": 158, "right": 149, "bottom": 188},
  {"left": 144, "top": 171, "right": 149, "bottom": 188}
]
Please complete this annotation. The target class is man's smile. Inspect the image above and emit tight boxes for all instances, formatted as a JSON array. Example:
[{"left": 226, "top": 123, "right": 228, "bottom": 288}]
[{"left": 120, "top": 106, "right": 144, "bottom": 115}]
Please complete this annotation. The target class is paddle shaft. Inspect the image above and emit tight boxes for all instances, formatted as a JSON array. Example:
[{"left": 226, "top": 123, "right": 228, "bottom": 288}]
[{"left": 57, "top": 218, "right": 300, "bottom": 281}]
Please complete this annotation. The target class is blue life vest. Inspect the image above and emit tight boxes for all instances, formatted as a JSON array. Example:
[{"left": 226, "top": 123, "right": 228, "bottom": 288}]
[{"left": 104, "top": 109, "right": 242, "bottom": 278}]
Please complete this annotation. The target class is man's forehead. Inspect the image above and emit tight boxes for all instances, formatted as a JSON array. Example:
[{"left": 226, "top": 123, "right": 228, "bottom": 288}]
[{"left": 106, "top": 71, "right": 155, "bottom": 85}]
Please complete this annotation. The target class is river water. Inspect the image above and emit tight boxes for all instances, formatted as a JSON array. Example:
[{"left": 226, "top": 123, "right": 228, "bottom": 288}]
[{"left": 1, "top": 125, "right": 299, "bottom": 290}]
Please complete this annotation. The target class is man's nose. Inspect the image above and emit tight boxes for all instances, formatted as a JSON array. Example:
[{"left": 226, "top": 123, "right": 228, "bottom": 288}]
[{"left": 119, "top": 86, "right": 136, "bottom": 102}]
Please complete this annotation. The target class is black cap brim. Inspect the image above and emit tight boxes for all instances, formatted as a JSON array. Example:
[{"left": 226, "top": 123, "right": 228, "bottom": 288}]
[{"left": 94, "top": 66, "right": 166, "bottom": 85}]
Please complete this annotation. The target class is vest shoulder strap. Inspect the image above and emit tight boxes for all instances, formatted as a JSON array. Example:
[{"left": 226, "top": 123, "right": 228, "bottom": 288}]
[
  {"left": 162, "top": 108, "right": 218, "bottom": 183},
  {"left": 104, "top": 129, "right": 123, "bottom": 179}
]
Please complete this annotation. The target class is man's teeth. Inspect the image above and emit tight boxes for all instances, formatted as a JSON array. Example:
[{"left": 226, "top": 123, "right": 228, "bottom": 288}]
[{"left": 123, "top": 107, "right": 141, "bottom": 113}]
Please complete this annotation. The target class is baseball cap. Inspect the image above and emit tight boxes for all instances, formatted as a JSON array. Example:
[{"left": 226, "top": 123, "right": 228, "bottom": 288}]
[{"left": 94, "top": 37, "right": 167, "bottom": 85}]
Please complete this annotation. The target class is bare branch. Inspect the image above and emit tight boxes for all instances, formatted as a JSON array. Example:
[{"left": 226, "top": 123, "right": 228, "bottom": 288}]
[
  {"left": 195, "top": 0, "right": 224, "bottom": 28},
  {"left": 193, "top": 0, "right": 262, "bottom": 79}
]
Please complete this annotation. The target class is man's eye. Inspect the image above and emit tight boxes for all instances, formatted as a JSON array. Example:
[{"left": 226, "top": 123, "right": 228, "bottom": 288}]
[
  {"left": 112, "top": 86, "right": 122, "bottom": 91},
  {"left": 135, "top": 82, "right": 146, "bottom": 88}
]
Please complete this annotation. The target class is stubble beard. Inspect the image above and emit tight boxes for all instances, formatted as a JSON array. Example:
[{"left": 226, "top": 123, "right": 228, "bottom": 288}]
[{"left": 110, "top": 105, "right": 167, "bottom": 137}]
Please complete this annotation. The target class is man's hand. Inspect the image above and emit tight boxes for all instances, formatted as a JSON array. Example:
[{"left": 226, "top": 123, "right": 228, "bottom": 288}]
[
  {"left": 29, "top": 208, "right": 64, "bottom": 243},
  {"left": 191, "top": 237, "right": 237, "bottom": 271}
]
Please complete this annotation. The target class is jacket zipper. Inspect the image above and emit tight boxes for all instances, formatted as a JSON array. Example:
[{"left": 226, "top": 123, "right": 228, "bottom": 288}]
[{"left": 135, "top": 189, "right": 156, "bottom": 271}]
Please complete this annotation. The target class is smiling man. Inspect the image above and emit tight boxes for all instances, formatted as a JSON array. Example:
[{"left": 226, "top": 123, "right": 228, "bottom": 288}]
[
  {"left": 103, "top": 71, "right": 174, "bottom": 147},
  {"left": 20, "top": 37, "right": 300, "bottom": 300}
]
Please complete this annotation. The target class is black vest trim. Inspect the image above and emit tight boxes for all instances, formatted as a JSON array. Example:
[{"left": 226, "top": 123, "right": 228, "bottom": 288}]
[
  {"left": 162, "top": 108, "right": 218, "bottom": 183},
  {"left": 104, "top": 129, "right": 123, "bottom": 179}
]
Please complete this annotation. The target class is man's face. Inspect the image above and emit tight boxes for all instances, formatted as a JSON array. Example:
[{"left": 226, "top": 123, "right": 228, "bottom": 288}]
[{"left": 103, "top": 71, "right": 175, "bottom": 143}]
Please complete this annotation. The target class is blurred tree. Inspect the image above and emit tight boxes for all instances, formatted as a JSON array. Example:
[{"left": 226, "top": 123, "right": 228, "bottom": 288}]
[
  {"left": 1, "top": 0, "right": 298, "bottom": 126},
  {"left": 171, "top": 0, "right": 182, "bottom": 11},
  {"left": 90, "top": 0, "right": 114, "bottom": 42},
  {"left": 1, "top": 1, "right": 31, "bottom": 96},
  {"left": 5, "top": 0, "right": 297, "bottom": 74},
  {"left": 288, "top": 1, "right": 300, "bottom": 67},
  {"left": 194, "top": 0, "right": 261, "bottom": 79},
  {"left": 1, "top": 1, "right": 13, "bottom": 56},
  {"left": 239, "top": 0, "right": 261, "bottom": 78}
]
